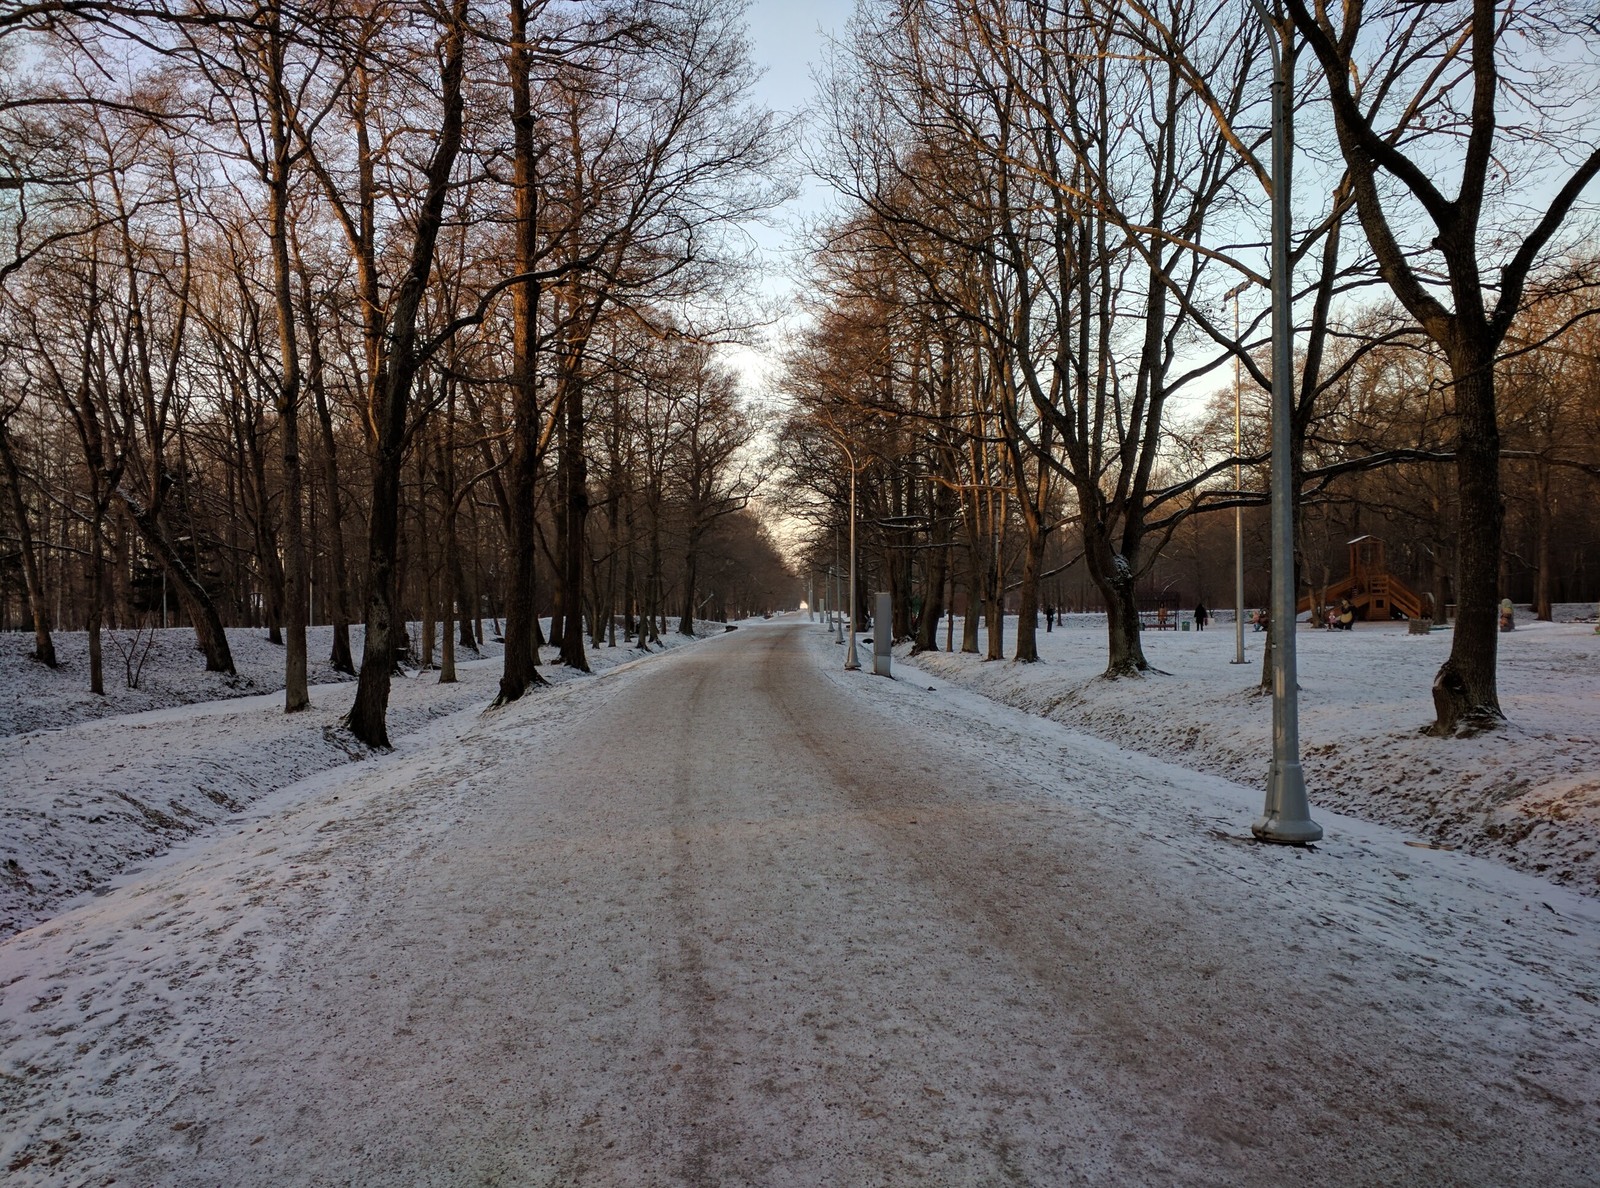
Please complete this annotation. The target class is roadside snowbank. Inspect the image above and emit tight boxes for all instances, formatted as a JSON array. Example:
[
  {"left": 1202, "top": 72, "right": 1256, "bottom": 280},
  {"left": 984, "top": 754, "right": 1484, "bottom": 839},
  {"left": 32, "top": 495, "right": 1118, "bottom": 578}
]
[
  {"left": 894, "top": 609, "right": 1600, "bottom": 895},
  {"left": 0, "top": 623, "right": 714, "bottom": 936}
]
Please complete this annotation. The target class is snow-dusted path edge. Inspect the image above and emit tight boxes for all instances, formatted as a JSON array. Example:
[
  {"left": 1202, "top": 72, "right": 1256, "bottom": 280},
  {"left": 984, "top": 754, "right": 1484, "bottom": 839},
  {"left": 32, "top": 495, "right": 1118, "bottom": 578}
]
[
  {"left": 888, "top": 614, "right": 1600, "bottom": 896},
  {"left": 1, "top": 628, "right": 715, "bottom": 938}
]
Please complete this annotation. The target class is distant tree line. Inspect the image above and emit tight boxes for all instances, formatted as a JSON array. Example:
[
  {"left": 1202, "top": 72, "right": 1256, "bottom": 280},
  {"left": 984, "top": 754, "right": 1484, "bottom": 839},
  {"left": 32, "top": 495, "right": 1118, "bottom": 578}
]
[
  {"left": 776, "top": 0, "right": 1600, "bottom": 735},
  {"left": 0, "top": 0, "right": 796, "bottom": 744}
]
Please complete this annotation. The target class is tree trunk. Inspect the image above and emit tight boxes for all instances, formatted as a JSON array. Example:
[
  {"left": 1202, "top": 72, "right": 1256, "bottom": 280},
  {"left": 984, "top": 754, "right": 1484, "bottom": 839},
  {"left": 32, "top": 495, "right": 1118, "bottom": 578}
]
[
  {"left": 345, "top": 0, "right": 467, "bottom": 748},
  {"left": 1428, "top": 350, "right": 1503, "bottom": 735},
  {"left": 678, "top": 538, "right": 699, "bottom": 636},
  {"left": 0, "top": 418, "right": 56, "bottom": 666},
  {"left": 961, "top": 565, "right": 979, "bottom": 653},
  {"left": 496, "top": 392, "right": 545, "bottom": 699},
  {"left": 912, "top": 528, "right": 948, "bottom": 655},
  {"left": 1013, "top": 523, "right": 1045, "bottom": 663},
  {"left": 557, "top": 356, "right": 590, "bottom": 671},
  {"left": 87, "top": 519, "right": 105, "bottom": 696},
  {"left": 1533, "top": 459, "right": 1552, "bottom": 621},
  {"left": 494, "top": 0, "right": 549, "bottom": 705},
  {"left": 436, "top": 405, "right": 459, "bottom": 684},
  {"left": 1085, "top": 508, "right": 1149, "bottom": 678},
  {"left": 299, "top": 259, "right": 356, "bottom": 677},
  {"left": 118, "top": 492, "right": 235, "bottom": 673},
  {"left": 1102, "top": 575, "right": 1145, "bottom": 678},
  {"left": 266, "top": 41, "right": 310, "bottom": 711}
]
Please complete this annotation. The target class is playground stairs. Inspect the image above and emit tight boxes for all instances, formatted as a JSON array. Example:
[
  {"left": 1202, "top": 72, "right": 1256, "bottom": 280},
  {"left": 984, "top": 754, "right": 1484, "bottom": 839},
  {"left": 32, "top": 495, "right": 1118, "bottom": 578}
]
[{"left": 1297, "top": 572, "right": 1428, "bottom": 622}]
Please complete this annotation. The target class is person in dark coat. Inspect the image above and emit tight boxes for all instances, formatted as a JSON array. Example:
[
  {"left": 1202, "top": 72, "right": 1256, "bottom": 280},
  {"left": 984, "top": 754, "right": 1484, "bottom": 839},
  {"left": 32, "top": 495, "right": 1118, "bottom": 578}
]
[{"left": 1194, "top": 602, "right": 1209, "bottom": 631}]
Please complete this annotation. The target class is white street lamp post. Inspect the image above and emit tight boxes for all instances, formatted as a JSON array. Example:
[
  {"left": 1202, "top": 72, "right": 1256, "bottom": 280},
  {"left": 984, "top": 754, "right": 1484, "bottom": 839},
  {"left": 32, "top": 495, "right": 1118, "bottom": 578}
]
[
  {"left": 1228, "top": 280, "right": 1248, "bottom": 666},
  {"left": 1253, "top": 1, "right": 1321, "bottom": 845},
  {"left": 844, "top": 447, "right": 861, "bottom": 670},
  {"left": 833, "top": 533, "right": 844, "bottom": 644}
]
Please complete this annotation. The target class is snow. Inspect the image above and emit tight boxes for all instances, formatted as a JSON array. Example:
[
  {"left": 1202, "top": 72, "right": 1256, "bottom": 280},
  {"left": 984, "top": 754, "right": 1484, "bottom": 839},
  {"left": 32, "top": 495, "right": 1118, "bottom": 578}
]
[
  {"left": 1, "top": 614, "right": 1598, "bottom": 1182},
  {"left": 901, "top": 608, "right": 1600, "bottom": 897},
  {"left": 0, "top": 623, "right": 712, "bottom": 937}
]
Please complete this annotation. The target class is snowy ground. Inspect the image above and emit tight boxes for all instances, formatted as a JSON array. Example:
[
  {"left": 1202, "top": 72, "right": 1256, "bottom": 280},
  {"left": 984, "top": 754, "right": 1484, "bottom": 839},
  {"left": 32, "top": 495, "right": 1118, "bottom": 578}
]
[
  {"left": 0, "top": 622, "right": 714, "bottom": 937},
  {"left": 1, "top": 617, "right": 1597, "bottom": 1184},
  {"left": 893, "top": 607, "right": 1600, "bottom": 897}
]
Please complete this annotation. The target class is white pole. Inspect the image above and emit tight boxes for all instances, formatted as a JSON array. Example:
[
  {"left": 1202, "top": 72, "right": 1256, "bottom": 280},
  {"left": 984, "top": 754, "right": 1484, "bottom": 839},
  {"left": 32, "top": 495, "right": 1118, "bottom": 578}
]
[
  {"left": 1233, "top": 286, "right": 1246, "bottom": 664},
  {"left": 1253, "top": 2, "right": 1320, "bottom": 845},
  {"left": 845, "top": 452, "right": 861, "bottom": 671}
]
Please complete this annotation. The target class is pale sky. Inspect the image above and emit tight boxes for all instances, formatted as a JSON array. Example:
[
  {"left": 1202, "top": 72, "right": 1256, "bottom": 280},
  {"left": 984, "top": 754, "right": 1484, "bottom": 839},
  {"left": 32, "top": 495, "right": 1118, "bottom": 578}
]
[
  {"left": 743, "top": 0, "right": 854, "bottom": 121},
  {"left": 723, "top": 1, "right": 856, "bottom": 392}
]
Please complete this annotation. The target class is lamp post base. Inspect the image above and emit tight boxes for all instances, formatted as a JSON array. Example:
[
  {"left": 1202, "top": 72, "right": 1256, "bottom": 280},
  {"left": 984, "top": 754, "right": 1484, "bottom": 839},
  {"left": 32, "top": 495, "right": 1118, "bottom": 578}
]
[{"left": 1254, "top": 761, "right": 1323, "bottom": 845}]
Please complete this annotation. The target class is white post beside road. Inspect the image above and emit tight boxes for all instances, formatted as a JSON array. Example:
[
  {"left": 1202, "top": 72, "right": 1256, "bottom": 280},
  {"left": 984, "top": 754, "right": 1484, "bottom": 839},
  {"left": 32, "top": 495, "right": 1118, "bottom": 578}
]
[
  {"left": 874, "top": 592, "right": 892, "bottom": 677},
  {"left": 1252, "top": 1, "right": 1321, "bottom": 846}
]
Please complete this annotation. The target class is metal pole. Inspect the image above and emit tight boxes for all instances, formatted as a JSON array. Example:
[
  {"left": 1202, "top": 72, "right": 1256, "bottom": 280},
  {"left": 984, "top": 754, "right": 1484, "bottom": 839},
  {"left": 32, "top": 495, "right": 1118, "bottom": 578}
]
[
  {"left": 844, "top": 452, "right": 861, "bottom": 670},
  {"left": 1253, "top": 2, "right": 1320, "bottom": 845},
  {"left": 1232, "top": 285, "right": 1246, "bottom": 664},
  {"left": 833, "top": 532, "right": 843, "bottom": 644}
]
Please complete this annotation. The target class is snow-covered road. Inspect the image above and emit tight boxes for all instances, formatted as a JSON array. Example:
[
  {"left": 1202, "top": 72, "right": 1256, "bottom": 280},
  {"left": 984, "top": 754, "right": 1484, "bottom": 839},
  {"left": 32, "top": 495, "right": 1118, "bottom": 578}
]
[{"left": 4, "top": 619, "right": 1598, "bottom": 1185}]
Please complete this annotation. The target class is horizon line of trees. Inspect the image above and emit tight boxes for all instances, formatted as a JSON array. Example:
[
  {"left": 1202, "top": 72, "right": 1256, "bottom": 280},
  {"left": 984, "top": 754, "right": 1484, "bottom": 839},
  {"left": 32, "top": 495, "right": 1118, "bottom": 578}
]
[
  {"left": 0, "top": 0, "right": 797, "bottom": 746},
  {"left": 774, "top": 0, "right": 1600, "bottom": 735}
]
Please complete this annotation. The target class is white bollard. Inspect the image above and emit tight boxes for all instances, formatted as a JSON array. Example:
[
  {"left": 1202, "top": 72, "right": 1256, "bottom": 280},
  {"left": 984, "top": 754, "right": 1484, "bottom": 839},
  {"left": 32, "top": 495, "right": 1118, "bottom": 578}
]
[{"left": 874, "top": 592, "right": 892, "bottom": 677}]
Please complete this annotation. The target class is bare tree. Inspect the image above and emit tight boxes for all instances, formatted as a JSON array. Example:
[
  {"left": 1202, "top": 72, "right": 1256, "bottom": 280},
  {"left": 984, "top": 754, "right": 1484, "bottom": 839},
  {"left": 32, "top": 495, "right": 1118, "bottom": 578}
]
[
  {"left": 1283, "top": 0, "right": 1600, "bottom": 733},
  {"left": 342, "top": 0, "right": 471, "bottom": 748}
]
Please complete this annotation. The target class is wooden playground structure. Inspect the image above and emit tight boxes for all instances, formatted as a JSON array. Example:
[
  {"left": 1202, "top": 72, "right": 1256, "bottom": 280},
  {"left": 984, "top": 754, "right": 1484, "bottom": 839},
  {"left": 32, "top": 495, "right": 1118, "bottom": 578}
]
[{"left": 1297, "top": 535, "right": 1429, "bottom": 623}]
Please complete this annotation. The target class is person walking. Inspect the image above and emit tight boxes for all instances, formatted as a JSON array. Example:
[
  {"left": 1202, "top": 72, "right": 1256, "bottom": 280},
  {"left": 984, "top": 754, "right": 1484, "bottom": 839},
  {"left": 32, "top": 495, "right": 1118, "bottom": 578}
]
[{"left": 1194, "top": 602, "right": 1209, "bottom": 631}]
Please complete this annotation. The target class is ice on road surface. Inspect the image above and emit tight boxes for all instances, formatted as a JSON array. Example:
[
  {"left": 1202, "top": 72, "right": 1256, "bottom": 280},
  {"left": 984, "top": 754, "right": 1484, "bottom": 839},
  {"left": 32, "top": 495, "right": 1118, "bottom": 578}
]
[{"left": 3, "top": 620, "right": 1597, "bottom": 1185}]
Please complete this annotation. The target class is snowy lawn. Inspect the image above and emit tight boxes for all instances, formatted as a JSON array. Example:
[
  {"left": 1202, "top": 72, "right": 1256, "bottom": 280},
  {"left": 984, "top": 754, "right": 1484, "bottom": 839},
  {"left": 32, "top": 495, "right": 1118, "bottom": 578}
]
[
  {"left": 894, "top": 608, "right": 1600, "bottom": 895},
  {"left": 0, "top": 622, "right": 718, "bottom": 937}
]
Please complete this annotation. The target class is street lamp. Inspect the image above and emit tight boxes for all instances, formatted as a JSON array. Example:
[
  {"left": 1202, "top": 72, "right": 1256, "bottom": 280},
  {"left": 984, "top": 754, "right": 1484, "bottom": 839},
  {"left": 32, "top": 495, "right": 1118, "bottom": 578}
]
[
  {"left": 1252, "top": 0, "right": 1321, "bottom": 845},
  {"left": 842, "top": 441, "right": 861, "bottom": 671},
  {"left": 833, "top": 532, "right": 844, "bottom": 644}
]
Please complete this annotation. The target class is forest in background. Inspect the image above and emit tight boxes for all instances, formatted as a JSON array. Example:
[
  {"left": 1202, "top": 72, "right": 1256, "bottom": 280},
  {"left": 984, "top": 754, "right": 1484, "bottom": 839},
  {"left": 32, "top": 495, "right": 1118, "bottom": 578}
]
[
  {"left": 3, "top": 1, "right": 1599, "bottom": 747},
  {"left": 0, "top": 0, "right": 796, "bottom": 745},
  {"left": 775, "top": 0, "right": 1600, "bottom": 734}
]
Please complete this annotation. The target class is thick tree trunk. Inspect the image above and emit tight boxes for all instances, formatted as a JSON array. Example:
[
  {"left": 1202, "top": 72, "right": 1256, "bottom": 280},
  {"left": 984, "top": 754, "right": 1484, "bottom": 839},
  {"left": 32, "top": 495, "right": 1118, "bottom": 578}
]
[
  {"left": 1014, "top": 524, "right": 1045, "bottom": 663},
  {"left": 347, "top": 436, "right": 406, "bottom": 746},
  {"left": 1086, "top": 510, "right": 1149, "bottom": 677},
  {"left": 912, "top": 531, "right": 948, "bottom": 655},
  {"left": 496, "top": 409, "right": 545, "bottom": 700},
  {"left": 267, "top": 96, "right": 309, "bottom": 708},
  {"left": 435, "top": 406, "right": 459, "bottom": 684},
  {"left": 345, "top": 0, "right": 467, "bottom": 748},
  {"left": 1428, "top": 353, "right": 1503, "bottom": 735},
  {"left": 0, "top": 419, "right": 56, "bottom": 667},
  {"left": 495, "top": 0, "right": 548, "bottom": 705},
  {"left": 558, "top": 362, "right": 590, "bottom": 671},
  {"left": 1103, "top": 575, "right": 1146, "bottom": 678},
  {"left": 678, "top": 542, "right": 699, "bottom": 636},
  {"left": 983, "top": 565, "right": 1004, "bottom": 661},
  {"left": 87, "top": 522, "right": 105, "bottom": 696}
]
